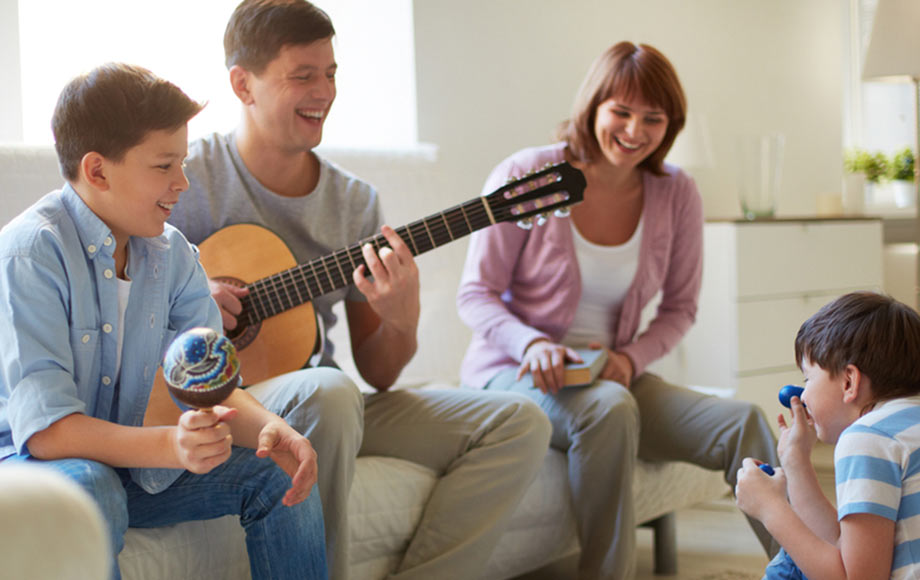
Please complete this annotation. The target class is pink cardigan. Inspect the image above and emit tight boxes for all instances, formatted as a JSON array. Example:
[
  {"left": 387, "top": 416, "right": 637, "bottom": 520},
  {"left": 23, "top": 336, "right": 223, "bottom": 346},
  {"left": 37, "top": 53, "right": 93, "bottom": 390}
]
[{"left": 456, "top": 143, "right": 703, "bottom": 388}]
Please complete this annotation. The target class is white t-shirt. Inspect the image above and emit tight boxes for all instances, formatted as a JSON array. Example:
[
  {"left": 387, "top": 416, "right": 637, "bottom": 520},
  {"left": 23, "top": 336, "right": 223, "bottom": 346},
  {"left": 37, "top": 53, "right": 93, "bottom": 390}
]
[{"left": 562, "top": 215, "right": 643, "bottom": 348}]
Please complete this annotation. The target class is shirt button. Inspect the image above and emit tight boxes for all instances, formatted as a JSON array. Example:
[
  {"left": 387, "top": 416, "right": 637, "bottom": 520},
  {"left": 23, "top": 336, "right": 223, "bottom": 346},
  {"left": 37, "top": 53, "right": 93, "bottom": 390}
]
[
  {"left": 102, "top": 376, "right": 111, "bottom": 386},
  {"left": 103, "top": 323, "right": 113, "bottom": 333},
  {"left": 104, "top": 237, "right": 113, "bottom": 247},
  {"left": 87, "top": 244, "right": 97, "bottom": 254},
  {"left": 104, "top": 269, "right": 114, "bottom": 279},
  {"left": 81, "top": 334, "right": 90, "bottom": 344}
]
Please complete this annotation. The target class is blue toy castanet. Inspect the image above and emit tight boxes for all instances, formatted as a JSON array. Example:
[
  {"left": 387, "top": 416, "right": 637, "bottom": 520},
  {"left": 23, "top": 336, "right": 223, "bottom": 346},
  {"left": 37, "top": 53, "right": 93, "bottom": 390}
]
[
  {"left": 758, "top": 463, "right": 775, "bottom": 476},
  {"left": 778, "top": 384, "right": 805, "bottom": 409}
]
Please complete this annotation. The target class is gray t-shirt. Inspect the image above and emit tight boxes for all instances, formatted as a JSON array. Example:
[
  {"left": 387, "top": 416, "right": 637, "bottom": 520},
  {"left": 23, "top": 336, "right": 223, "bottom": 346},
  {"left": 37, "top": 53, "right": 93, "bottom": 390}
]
[{"left": 169, "top": 132, "right": 384, "bottom": 366}]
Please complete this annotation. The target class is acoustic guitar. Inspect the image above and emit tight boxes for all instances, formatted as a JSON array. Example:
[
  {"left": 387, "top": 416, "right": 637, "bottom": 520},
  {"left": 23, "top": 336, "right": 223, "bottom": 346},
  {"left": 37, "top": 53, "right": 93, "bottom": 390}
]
[{"left": 199, "top": 161, "right": 585, "bottom": 386}]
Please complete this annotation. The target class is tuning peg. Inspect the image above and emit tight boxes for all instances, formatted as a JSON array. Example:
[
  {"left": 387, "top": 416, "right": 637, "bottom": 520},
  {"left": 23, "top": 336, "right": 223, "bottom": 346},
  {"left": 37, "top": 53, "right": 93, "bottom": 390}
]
[
  {"left": 535, "top": 213, "right": 548, "bottom": 226},
  {"left": 515, "top": 217, "right": 534, "bottom": 230},
  {"left": 554, "top": 207, "right": 571, "bottom": 218}
]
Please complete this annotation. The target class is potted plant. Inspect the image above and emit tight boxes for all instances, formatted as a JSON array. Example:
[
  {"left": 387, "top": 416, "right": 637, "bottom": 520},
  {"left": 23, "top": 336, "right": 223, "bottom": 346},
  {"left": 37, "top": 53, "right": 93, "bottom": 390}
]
[
  {"left": 843, "top": 148, "right": 888, "bottom": 210},
  {"left": 888, "top": 146, "right": 916, "bottom": 208}
]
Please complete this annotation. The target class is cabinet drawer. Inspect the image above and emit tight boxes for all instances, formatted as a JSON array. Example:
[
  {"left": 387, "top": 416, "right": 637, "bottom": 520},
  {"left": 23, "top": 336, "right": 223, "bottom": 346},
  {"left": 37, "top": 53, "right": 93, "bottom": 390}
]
[
  {"left": 737, "top": 294, "right": 841, "bottom": 373},
  {"left": 734, "top": 221, "right": 882, "bottom": 298}
]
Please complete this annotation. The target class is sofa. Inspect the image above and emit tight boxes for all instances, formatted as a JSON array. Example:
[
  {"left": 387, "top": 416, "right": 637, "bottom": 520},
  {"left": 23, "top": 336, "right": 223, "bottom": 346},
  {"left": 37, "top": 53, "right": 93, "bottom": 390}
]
[{"left": 0, "top": 143, "right": 730, "bottom": 579}]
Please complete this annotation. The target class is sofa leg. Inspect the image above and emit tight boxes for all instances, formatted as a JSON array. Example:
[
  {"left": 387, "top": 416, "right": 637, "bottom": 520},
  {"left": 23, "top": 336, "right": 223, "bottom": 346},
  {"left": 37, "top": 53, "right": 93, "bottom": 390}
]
[{"left": 643, "top": 512, "right": 677, "bottom": 575}]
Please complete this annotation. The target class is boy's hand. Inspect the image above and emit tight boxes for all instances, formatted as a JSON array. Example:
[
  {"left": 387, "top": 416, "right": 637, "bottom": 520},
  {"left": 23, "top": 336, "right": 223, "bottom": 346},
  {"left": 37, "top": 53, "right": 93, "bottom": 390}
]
[
  {"left": 735, "top": 457, "right": 788, "bottom": 522},
  {"left": 174, "top": 406, "right": 237, "bottom": 474},
  {"left": 777, "top": 396, "right": 817, "bottom": 468},
  {"left": 256, "top": 420, "right": 318, "bottom": 507}
]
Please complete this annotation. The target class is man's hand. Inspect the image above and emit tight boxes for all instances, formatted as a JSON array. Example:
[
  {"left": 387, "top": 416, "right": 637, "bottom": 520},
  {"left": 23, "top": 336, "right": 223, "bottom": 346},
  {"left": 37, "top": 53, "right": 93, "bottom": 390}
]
[
  {"left": 517, "top": 340, "right": 583, "bottom": 394},
  {"left": 352, "top": 225, "right": 420, "bottom": 336},
  {"left": 256, "top": 420, "right": 318, "bottom": 507},
  {"left": 735, "top": 457, "right": 789, "bottom": 522},
  {"left": 209, "top": 280, "right": 249, "bottom": 331},
  {"left": 173, "top": 406, "right": 238, "bottom": 474}
]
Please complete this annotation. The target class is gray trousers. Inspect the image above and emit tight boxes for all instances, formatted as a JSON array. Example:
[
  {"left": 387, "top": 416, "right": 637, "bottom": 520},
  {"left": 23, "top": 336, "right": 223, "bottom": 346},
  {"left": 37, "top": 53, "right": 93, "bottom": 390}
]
[
  {"left": 250, "top": 369, "right": 553, "bottom": 580},
  {"left": 487, "top": 369, "right": 779, "bottom": 580}
]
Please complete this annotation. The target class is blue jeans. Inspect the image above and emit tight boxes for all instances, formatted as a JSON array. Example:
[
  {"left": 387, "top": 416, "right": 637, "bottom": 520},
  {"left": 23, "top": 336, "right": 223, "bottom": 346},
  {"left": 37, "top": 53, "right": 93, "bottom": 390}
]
[
  {"left": 763, "top": 548, "right": 808, "bottom": 580},
  {"left": 10, "top": 448, "right": 327, "bottom": 580}
]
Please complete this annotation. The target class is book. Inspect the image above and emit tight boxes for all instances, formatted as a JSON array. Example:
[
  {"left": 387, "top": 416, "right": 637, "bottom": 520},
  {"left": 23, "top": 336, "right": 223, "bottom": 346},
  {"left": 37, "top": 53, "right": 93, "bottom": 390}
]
[{"left": 563, "top": 348, "right": 607, "bottom": 387}]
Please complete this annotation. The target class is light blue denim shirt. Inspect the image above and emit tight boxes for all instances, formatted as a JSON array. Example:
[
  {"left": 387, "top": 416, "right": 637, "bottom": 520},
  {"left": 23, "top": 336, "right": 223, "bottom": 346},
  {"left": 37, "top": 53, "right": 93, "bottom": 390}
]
[{"left": 0, "top": 184, "right": 220, "bottom": 492}]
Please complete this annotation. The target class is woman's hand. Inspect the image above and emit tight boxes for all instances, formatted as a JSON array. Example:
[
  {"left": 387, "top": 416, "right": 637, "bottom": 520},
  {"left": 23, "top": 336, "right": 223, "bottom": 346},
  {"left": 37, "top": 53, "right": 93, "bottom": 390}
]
[
  {"left": 517, "top": 339, "right": 582, "bottom": 394},
  {"left": 589, "top": 341, "right": 633, "bottom": 387},
  {"left": 173, "top": 406, "right": 237, "bottom": 474}
]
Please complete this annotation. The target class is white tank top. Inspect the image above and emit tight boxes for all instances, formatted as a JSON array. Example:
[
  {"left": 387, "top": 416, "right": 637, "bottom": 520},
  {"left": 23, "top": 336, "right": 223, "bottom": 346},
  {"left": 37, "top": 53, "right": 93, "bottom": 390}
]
[{"left": 561, "top": 214, "right": 643, "bottom": 348}]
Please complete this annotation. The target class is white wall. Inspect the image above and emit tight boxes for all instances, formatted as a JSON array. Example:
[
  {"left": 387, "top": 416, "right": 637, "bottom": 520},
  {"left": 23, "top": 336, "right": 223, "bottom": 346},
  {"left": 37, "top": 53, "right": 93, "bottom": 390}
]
[
  {"left": 413, "top": 0, "right": 845, "bottom": 220},
  {"left": 0, "top": 0, "right": 22, "bottom": 141}
]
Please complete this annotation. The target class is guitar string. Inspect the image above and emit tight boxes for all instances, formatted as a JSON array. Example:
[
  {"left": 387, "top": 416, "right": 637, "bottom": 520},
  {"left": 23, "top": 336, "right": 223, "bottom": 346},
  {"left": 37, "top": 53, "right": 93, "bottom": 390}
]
[
  {"left": 242, "top": 202, "right": 489, "bottom": 324},
  {"left": 240, "top": 185, "right": 570, "bottom": 323}
]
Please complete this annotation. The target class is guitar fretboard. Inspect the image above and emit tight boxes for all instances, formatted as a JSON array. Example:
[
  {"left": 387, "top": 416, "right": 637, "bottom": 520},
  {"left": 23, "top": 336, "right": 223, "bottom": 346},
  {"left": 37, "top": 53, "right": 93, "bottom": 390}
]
[{"left": 240, "top": 196, "right": 494, "bottom": 326}]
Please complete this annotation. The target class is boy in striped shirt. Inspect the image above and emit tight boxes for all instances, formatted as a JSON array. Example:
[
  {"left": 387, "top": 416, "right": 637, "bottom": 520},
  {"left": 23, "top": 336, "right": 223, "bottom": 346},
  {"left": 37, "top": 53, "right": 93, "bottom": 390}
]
[{"left": 736, "top": 291, "right": 920, "bottom": 579}]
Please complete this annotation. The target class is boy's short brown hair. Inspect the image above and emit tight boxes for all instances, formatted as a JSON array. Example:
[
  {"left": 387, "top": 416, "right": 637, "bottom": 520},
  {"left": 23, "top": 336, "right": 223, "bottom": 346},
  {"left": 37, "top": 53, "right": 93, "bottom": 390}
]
[
  {"left": 556, "top": 41, "right": 687, "bottom": 177},
  {"left": 795, "top": 291, "right": 920, "bottom": 403},
  {"left": 52, "top": 63, "right": 203, "bottom": 181},
  {"left": 223, "top": 0, "right": 334, "bottom": 75}
]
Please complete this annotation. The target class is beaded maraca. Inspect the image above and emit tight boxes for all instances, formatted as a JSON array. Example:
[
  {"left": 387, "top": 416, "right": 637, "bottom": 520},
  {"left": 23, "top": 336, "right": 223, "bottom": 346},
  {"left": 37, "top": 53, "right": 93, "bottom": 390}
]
[{"left": 162, "top": 327, "right": 241, "bottom": 410}]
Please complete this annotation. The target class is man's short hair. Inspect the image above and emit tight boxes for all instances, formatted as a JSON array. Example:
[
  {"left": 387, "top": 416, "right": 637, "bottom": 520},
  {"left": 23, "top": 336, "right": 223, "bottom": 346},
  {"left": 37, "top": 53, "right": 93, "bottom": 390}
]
[
  {"left": 52, "top": 62, "right": 203, "bottom": 181},
  {"left": 224, "top": 0, "right": 335, "bottom": 75},
  {"left": 795, "top": 291, "right": 920, "bottom": 403}
]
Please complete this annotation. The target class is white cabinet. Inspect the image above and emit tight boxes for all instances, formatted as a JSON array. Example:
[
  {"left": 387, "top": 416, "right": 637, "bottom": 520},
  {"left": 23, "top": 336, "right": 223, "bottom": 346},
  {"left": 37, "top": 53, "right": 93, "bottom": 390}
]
[{"left": 648, "top": 218, "right": 884, "bottom": 430}]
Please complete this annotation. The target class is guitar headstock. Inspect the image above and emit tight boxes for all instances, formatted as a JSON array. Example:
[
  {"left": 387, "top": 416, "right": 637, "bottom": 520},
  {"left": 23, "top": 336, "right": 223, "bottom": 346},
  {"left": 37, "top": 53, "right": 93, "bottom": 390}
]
[{"left": 485, "top": 162, "right": 586, "bottom": 229}]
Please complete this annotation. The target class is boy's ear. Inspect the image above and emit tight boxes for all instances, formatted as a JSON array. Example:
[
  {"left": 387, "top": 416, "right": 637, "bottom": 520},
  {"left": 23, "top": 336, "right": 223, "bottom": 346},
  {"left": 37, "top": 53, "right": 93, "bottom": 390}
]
[
  {"left": 841, "top": 363, "right": 868, "bottom": 404},
  {"left": 80, "top": 152, "right": 110, "bottom": 191},
  {"left": 229, "top": 66, "right": 255, "bottom": 105}
]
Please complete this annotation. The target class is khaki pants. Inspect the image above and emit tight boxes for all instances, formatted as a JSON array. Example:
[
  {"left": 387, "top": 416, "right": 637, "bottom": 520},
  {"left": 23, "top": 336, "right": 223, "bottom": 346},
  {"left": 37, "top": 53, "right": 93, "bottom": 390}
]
[
  {"left": 487, "top": 370, "right": 779, "bottom": 580},
  {"left": 361, "top": 388, "right": 552, "bottom": 580}
]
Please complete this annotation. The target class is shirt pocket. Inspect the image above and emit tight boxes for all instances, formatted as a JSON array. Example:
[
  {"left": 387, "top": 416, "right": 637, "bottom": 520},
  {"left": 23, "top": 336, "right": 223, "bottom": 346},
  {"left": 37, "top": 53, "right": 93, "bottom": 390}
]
[{"left": 69, "top": 327, "right": 100, "bottom": 395}]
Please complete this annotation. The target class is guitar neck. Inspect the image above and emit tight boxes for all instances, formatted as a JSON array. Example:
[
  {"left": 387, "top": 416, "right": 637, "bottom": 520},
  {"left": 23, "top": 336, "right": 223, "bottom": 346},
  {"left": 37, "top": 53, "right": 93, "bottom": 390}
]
[{"left": 241, "top": 196, "right": 494, "bottom": 325}]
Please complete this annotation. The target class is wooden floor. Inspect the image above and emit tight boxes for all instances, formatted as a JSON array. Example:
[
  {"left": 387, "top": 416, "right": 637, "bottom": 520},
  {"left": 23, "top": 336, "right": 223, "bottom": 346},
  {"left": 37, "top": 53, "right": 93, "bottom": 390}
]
[{"left": 518, "top": 447, "right": 836, "bottom": 580}]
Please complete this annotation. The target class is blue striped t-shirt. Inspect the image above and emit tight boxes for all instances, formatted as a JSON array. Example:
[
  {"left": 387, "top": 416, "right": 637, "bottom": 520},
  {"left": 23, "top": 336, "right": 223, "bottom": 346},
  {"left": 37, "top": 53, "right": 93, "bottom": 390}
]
[{"left": 835, "top": 395, "right": 920, "bottom": 578}]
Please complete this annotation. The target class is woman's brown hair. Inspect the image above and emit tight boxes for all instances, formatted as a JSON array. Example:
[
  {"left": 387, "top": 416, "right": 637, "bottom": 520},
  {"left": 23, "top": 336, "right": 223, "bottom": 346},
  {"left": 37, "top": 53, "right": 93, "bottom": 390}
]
[{"left": 557, "top": 41, "right": 687, "bottom": 176}]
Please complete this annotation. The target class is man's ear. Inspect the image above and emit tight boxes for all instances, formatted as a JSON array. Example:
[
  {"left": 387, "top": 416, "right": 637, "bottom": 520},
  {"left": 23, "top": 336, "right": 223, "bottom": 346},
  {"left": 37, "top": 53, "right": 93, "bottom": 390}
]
[
  {"left": 229, "top": 65, "right": 255, "bottom": 105},
  {"left": 80, "top": 152, "right": 109, "bottom": 191},
  {"left": 841, "top": 363, "right": 866, "bottom": 404}
]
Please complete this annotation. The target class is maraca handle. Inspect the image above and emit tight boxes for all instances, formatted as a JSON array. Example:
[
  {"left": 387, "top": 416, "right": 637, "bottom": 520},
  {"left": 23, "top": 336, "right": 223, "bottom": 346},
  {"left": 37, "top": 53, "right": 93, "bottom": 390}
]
[{"left": 779, "top": 384, "right": 804, "bottom": 409}]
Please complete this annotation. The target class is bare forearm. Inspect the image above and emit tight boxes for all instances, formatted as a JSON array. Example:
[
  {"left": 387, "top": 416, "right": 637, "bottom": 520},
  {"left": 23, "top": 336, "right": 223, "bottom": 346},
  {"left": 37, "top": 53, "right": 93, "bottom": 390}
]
[
  {"left": 763, "top": 504, "right": 847, "bottom": 580},
  {"left": 354, "top": 323, "right": 418, "bottom": 391},
  {"left": 222, "top": 388, "right": 285, "bottom": 447},
  {"left": 27, "top": 413, "right": 181, "bottom": 468},
  {"left": 784, "top": 456, "right": 840, "bottom": 543}
]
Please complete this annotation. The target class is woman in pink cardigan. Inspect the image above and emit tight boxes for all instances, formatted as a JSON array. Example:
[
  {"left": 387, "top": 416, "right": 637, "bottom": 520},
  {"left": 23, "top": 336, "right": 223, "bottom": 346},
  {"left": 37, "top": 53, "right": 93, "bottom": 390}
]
[{"left": 457, "top": 41, "right": 778, "bottom": 579}]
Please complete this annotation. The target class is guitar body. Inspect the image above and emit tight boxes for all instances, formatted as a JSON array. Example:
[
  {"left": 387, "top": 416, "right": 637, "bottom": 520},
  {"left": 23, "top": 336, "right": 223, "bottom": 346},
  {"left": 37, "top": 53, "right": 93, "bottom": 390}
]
[{"left": 198, "top": 224, "right": 319, "bottom": 385}]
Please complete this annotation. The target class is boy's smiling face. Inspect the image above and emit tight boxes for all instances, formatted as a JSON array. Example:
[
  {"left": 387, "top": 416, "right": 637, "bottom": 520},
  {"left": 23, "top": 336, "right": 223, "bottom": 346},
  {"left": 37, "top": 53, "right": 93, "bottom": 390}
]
[
  {"left": 801, "top": 357, "right": 862, "bottom": 443},
  {"left": 83, "top": 126, "right": 190, "bottom": 249}
]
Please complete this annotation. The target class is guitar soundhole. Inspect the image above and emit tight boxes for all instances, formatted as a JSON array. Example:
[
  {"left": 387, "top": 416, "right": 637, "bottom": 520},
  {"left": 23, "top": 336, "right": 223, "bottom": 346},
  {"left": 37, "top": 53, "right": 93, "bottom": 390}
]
[{"left": 214, "top": 276, "right": 261, "bottom": 352}]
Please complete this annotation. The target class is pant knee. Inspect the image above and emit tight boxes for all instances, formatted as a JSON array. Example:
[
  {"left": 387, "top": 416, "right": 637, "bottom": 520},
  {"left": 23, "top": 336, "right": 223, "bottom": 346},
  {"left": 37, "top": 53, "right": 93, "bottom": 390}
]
[{"left": 48, "top": 459, "right": 128, "bottom": 554}]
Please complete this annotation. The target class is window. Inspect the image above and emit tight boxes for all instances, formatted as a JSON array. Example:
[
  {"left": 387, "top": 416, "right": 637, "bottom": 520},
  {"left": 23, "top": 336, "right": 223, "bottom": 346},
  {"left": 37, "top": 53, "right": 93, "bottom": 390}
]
[
  {"left": 15, "top": 0, "right": 417, "bottom": 148},
  {"left": 844, "top": 0, "right": 915, "bottom": 155}
]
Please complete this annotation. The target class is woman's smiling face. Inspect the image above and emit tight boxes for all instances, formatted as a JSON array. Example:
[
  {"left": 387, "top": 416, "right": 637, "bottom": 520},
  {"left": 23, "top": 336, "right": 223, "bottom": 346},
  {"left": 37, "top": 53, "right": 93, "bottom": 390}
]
[{"left": 592, "top": 96, "right": 668, "bottom": 171}]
